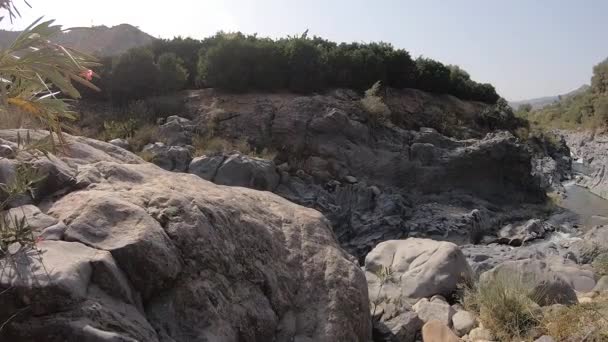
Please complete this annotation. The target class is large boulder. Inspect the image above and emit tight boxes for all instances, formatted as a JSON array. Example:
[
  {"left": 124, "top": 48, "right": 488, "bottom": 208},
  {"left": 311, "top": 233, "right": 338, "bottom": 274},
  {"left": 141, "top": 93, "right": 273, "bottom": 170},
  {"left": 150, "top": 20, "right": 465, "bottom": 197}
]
[
  {"left": 480, "top": 257, "right": 595, "bottom": 305},
  {"left": 190, "top": 152, "right": 280, "bottom": 192},
  {"left": 0, "top": 131, "right": 371, "bottom": 342},
  {"left": 366, "top": 239, "right": 473, "bottom": 301}
]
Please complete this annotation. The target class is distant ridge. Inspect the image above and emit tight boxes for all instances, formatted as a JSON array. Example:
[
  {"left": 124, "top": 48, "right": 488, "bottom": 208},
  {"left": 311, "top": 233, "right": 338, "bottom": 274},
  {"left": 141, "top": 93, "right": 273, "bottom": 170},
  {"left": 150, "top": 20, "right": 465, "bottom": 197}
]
[
  {"left": 0, "top": 23, "right": 155, "bottom": 56},
  {"left": 509, "top": 84, "right": 590, "bottom": 110}
]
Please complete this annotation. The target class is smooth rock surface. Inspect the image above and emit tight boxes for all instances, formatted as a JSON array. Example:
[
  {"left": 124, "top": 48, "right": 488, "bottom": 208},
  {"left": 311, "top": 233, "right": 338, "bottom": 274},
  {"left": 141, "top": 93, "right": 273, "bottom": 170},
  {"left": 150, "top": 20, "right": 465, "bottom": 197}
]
[{"left": 366, "top": 239, "right": 473, "bottom": 300}]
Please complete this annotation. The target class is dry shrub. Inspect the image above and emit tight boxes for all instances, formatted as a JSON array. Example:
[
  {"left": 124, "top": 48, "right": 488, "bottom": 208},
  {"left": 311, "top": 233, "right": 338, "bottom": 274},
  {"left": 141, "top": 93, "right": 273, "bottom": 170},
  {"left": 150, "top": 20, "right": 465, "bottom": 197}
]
[
  {"left": 462, "top": 272, "right": 542, "bottom": 341},
  {"left": 128, "top": 124, "right": 160, "bottom": 151},
  {"left": 192, "top": 135, "right": 276, "bottom": 160},
  {"left": 0, "top": 110, "right": 41, "bottom": 130},
  {"left": 542, "top": 294, "right": 608, "bottom": 341},
  {"left": 361, "top": 81, "right": 391, "bottom": 126},
  {"left": 592, "top": 253, "right": 608, "bottom": 276}
]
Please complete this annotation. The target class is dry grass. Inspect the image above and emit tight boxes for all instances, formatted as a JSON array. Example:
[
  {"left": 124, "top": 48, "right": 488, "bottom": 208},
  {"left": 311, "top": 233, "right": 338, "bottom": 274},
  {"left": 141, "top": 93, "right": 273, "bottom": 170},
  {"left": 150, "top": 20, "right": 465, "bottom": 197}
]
[
  {"left": 127, "top": 124, "right": 160, "bottom": 152},
  {"left": 192, "top": 135, "right": 276, "bottom": 160},
  {"left": 592, "top": 253, "right": 608, "bottom": 276},
  {"left": 462, "top": 272, "right": 543, "bottom": 341},
  {"left": 542, "top": 294, "right": 608, "bottom": 341},
  {"left": 0, "top": 111, "right": 41, "bottom": 130}
]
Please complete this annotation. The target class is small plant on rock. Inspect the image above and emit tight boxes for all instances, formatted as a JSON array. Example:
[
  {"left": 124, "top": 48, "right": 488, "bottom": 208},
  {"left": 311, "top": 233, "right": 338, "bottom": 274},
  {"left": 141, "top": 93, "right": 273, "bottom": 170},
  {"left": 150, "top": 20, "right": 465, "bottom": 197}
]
[
  {"left": 361, "top": 81, "right": 391, "bottom": 127},
  {"left": 371, "top": 265, "right": 394, "bottom": 318}
]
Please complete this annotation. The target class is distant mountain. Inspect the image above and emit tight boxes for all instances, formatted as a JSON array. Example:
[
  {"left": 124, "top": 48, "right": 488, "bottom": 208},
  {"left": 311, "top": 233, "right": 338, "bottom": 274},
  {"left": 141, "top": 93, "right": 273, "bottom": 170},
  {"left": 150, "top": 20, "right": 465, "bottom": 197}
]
[
  {"left": 509, "top": 85, "right": 590, "bottom": 110},
  {"left": 0, "top": 23, "right": 155, "bottom": 56}
]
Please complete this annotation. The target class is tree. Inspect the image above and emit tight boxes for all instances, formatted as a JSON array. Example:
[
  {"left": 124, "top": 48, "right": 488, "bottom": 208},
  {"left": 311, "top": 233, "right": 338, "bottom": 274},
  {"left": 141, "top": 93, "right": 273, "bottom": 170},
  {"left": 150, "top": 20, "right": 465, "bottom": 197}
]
[
  {"left": 415, "top": 57, "right": 451, "bottom": 94},
  {"left": 157, "top": 52, "right": 188, "bottom": 93},
  {"left": 518, "top": 103, "right": 533, "bottom": 112},
  {"left": 198, "top": 34, "right": 254, "bottom": 92},
  {"left": 151, "top": 37, "right": 202, "bottom": 87},
  {"left": 386, "top": 49, "right": 416, "bottom": 89},
  {"left": 110, "top": 47, "right": 159, "bottom": 103},
  {"left": 592, "top": 59, "right": 608, "bottom": 94},
  {"left": 283, "top": 37, "right": 326, "bottom": 93}
]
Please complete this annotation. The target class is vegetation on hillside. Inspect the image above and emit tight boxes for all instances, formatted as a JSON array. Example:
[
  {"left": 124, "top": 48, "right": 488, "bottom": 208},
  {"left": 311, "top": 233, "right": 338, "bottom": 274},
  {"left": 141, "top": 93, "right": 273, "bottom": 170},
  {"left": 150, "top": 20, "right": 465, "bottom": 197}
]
[
  {"left": 521, "top": 58, "right": 608, "bottom": 129},
  {"left": 85, "top": 31, "right": 500, "bottom": 105}
]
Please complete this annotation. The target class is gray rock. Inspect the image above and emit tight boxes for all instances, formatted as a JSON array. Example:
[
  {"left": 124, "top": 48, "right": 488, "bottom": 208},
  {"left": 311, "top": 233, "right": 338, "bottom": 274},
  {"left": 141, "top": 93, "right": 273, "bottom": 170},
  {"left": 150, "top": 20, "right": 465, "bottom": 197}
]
[
  {"left": 142, "top": 142, "right": 192, "bottom": 172},
  {"left": 7, "top": 205, "right": 58, "bottom": 231},
  {"left": 108, "top": 138, "right": 130, "bottom": 150},
  {"left": 497, "top": 219, "right": 554, "bottom": 246},
  {"left": 593, "top": 275, "right": 608, "bottom": 292},
  {"left": 158, "top": 115, "right": 195, "bottom": 146},
  {"left": 373, "top": 311, "right": 423, "bottom": 342},
  {"left": 0, "top": 132, "right": 372, "bottom": 342},
  {"left": 480, "top": 257, "right": 594, "bottom": 305},
  {"left": 412, "top": 297, "right": 455, "bottom": 326},
  {"left": 0, "top": 144, "right": 15, "bottom": 158},
  {"left": 188, "top": 155, "right": 226, "bottom": 181},
  {"left": 534, "top": 336, "right": 556, "bottom": 342},
  {"left": 366, "top": 239, "right": 473, "bottom": 301},
  {"left": 214, "top": 153, "right": 280, "bottom": 191},
  {"left": 51, "top": 192, "right": 182, "bottom": 300},
  {"left": 344, "top": 175, "right": 358, "bottom": 184},
  {"left": 451, "top": 310, "right": 477, "bottom": 337}
]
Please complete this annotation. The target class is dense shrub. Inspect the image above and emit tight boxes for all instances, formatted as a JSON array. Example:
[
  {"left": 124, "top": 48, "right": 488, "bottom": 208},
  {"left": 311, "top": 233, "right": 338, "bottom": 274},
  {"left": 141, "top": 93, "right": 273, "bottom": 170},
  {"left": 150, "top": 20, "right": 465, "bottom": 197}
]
[
  {"left": 283, "top": 37, "right": 327, "bottom": 93},
  {"left": 157, "top": 52, "right": 188, "bottom": 93},
  {"left": 109, "top": 48, "right": 159, "bottom": 104},
  {"left": 87, "top": 32, "right": 501, "bottom": 104},
  {"left": 415, "top": 57, "right": 451, "bottom": 94}
]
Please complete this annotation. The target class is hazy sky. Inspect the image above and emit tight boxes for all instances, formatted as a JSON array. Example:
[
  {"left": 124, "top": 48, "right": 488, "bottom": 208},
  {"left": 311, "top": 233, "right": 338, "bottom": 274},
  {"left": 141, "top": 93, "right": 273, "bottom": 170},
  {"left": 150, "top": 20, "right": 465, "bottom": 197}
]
[{"left": 2, "top": 0, "right": 607, "bottom": 101}]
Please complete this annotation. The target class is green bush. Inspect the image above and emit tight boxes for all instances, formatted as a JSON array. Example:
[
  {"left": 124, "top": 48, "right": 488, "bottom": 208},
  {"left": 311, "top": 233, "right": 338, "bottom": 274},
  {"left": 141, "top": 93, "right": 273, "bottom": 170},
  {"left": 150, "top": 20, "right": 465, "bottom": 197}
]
[
  {"left": 89, "top": 32, "right": 501, "bottom": 103},
  {"left": 283, "top": 36, "right": 327, "bottom": 93},
  {"left": 109, "top": 47, "right": 160, "bottom": 104},
  {"left": 157, "top": 52, "right": 188, "bottom": 93}
]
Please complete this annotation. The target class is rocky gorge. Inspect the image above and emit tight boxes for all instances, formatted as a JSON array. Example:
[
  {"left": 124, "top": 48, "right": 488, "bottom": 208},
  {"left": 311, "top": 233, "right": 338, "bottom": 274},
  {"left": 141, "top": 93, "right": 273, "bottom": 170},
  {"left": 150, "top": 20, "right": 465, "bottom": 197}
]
[{"left": 2, "top": 89, "right": 608, "bottom": 341}]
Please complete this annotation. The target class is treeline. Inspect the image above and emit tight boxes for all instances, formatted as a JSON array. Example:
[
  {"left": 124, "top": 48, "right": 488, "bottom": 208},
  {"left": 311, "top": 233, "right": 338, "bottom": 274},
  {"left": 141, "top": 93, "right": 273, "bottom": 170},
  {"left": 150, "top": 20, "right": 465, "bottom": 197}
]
[
  {"left": 85, "top": 32, "right": 500, "bottom": 104},
  {"left": 521, "top": 58, "right": 608, "bottom": 129}
]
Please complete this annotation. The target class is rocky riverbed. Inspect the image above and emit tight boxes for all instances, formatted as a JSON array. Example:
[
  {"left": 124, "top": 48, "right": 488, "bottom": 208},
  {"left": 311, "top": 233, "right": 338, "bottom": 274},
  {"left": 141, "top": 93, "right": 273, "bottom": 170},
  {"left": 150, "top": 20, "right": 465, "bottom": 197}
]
[{"left": 3, "top": 90, "right": 608, "bottom": 341}]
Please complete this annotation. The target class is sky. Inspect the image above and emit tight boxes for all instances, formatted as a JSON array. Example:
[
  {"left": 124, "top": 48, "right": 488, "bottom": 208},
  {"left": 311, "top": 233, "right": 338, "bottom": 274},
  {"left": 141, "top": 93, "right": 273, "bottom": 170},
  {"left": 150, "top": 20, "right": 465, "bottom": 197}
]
[{"left": 2, "top": 0, "right": 608, "bottom": 101}]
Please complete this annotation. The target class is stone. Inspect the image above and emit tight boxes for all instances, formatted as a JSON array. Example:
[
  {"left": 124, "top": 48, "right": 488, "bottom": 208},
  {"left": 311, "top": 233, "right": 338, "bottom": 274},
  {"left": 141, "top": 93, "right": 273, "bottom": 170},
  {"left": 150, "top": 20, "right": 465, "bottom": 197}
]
[
  {"left": 50, "top": 192, "right": 182, "bottom": 300},
  {"left": 108, "top": 138, "right": 130, "bottom": 150},
  {"left": 373, "top": 311, "right": 423, "bottom": 342},
  {"left": 593, "top": 275, "right": 608, "bottom": 292},
  {"left": 412, "top": 298, "right": 456, "bottom": 326},
  {"left": 188, "top": 155, "right": 226, "bottom": 181},
  {"left": 7, "top": 205, "right": 58, "bottom": 232},
  {"left": 468, "top": 327, "right": 494, "bottom": 341},
  {"left": 158, "top": 115, "right": 196, "bottom": 146},
  {"left": 421, "top": 320, "right": 460, "bottom": 342},
  {"left": 480, "top": 257, "right": 594, "bottom": 305},
  {"left": 0, "top": 241, "right": 133, "bottom": 313},
  {"left": 451, "top": 310, "right": 477, "bottom": 337},
  {"left": 345, "top": 175, "right": 358, "bottom": 184},
  {"left": 214, "top": 153, "right": 280, "bottom": 191},
  {"left": 534, "top": 336, "right": 556, "bottom": 342},
  {"left": 366, "top": 239, "right": 473, "bottom": 301},
  {"left": 0, "top": 144, "right": 15, "bottom": 158},
  {"left": 0, "top": 131, "right": 372, "bottom": 341},
  {"left": 142, "top": 142, "right": 192, "bottom": 172}
]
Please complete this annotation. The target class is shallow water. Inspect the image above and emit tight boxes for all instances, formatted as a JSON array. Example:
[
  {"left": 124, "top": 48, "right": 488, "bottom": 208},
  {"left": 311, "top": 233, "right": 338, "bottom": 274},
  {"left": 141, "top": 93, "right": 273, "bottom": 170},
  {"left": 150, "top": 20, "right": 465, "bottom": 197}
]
[{"left": 559, "top": 183, "right": 608, "bottom": 228}]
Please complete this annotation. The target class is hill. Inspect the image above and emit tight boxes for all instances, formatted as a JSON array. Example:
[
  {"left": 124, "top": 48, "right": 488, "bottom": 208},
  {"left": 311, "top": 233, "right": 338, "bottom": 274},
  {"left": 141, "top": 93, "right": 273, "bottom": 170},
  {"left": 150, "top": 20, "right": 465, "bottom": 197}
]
[
  {"left": 509, "top": 85, "right": 590, "bottom": 110},
  {"left": 0, "top": 23, "right": 155, "bottom": 56}
]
